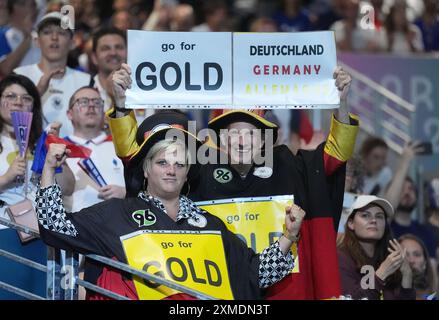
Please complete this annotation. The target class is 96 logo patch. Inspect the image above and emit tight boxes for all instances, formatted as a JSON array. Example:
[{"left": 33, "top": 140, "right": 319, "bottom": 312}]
[
  {"left": 213, "top": 168, "right": 232, "bottom": 184},
  {"left": 132, "top": 209, "right": 156, "bottom": 227}
]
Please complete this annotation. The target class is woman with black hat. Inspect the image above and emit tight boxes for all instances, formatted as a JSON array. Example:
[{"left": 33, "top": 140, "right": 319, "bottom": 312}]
[{"left": 35, "top": 117, "right": 305, "bottom": 300}]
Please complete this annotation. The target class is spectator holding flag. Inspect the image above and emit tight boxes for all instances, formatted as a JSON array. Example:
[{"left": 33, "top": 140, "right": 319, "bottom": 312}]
[
  {"left": 14, "top": 12, "right": 91, "bottom": 137},
  {"left": 0, "top": 73, "right": 73, "bottom": 299},
  {"left": 337, "top": 195, "right": 416, "bottom": 300}
]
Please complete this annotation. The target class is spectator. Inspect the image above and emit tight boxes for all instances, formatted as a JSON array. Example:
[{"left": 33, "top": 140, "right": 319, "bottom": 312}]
[
  {"left": 0, "top": 73, "right": 73, "bottom": 299},
  {"left": 310, "top": 0, "right": 344, "bottom": 31},
  {"left": 389, "top": 177, "right": 438, "bottom": 258},
  {"left": 0, "top": 0, "right": 9, "bottom": 27},
  {"left": 345, "top": 156, "right": 365, "bottom": 195},
  {"left": 263, "top": 110, "right": 282, "bottom": 145},
  {"left": 288, "top": 110, "right": 314, "bottom": 155},
  {"left": 170, "top": 3, "right": 196, "bottom": 31},
  {"left": 414, "top": 0, "right": 439, "bottom": 52},
  {"left": 46, "top": 0, "right": 63, "bottom": 13},
  {"left": 384, "top": 0, "right": 424, "bottom": 53},
  {"left": 338, "top": 195, "right": 415, "bottom": 300},
  {"left": 272, "top": 0, "right": 313, "bottom": 32},
  {"left": 0, "top": 0, "right": 40, "bottom": 77},
  {"left": 142, "top": 1, "right": 196, "bottom": 32},
  {"left": 399, "top": 233, "right": 438, "bottom": 299},
  {"left": 359, "top": 136, "right": 391, "bottom": 195},
  {"left": 56, "top": 86, "right": 127, "bottom": 299},
  {"left": 14, "top": 12, "right": 91, "bottom": 137},
  {"left": 249, "top": 16, "right": 278, "bottom": 32},
  {"left": 76, "top": 0, "right": 101, "bottom": 31},
  {"left": 369, "top": 0, "right": 386, "bottom": 31},
  {"left": 383, "top": 142, "right": 438, "bottom": 259},
  {"left": 142, "top": 0, "right": 176, "bottom": 31},
  {"left": 192, "top": 0, "right": 229, "bottom": 32},
  {"left": 112, "top": 0, "right": 133, "bottom": 12},
  {"left": 337, "top": 156, "right": 366, "bottom": 235},
  {"left": 330, "top": 0, "right": 386, "bottom": 52},
  {"left": 63, "top": 86, "right": 126, "bottom": 212},
  {"left": 425, "top": 177, "right": 439, "bottom": 257},
  {"left": 90, "top": 27, "right": 127, "bottom": 112},
  {"left": 110, "top": 10, "right": 135, "bottom": 31},
  {"left": 108, "top": 64, "right": 360, "bottom": 300}
]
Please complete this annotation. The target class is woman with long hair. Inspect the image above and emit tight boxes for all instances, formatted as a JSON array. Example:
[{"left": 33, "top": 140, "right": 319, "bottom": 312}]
[
  {"left": 0, "top": 74, "right": 74, "bottom": 299},
  {"left": 384, "top": 0, "right": 424, "bottom": 53},
  {"left": 338, "top": 195, "right": 415, "bottom": 299}
]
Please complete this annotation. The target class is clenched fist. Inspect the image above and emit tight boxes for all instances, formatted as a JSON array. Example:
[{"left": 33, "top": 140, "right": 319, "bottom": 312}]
[
  {"left": 45, "top": 143, "right": 70, "bottom": 169},
  {"left": 333, "top": 66, "right": 351, "bottom": 101},
  {"left": 284, "top": 204, "right": 306, "bottom": 240}
]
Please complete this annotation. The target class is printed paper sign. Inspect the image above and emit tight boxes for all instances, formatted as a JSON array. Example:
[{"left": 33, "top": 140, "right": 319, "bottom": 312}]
[
  {"left": 121, "top": 230, "right": 234, "bottom": 300},
  {"left": 197, "top": 195, "right": 299, "bottom": 273},
  {"left": 126, "top": 31, "right": 339, "bottom": 109},
  {"left": 127, "top": 30, "right": 232, "bottom": 108}
]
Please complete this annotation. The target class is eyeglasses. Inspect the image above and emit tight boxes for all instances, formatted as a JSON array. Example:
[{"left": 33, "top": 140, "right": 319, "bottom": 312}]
[
  {"left": 71, "top": 97, "right": 104, "bottom": 111},
  {"left": 1, "top": 92, "right": 34, "bottom": 106}
]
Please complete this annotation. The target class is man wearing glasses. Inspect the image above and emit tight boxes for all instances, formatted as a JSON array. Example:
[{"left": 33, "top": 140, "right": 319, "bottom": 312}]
[{"left": 63, "top": 86, "right": 126, "bottom": 213}]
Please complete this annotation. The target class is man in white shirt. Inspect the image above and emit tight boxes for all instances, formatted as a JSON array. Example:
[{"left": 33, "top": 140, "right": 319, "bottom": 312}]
[
  {"left": 14, "top": 12, "right": 91, "bottom": 137},
  {"left": 63, "top": 86, "right": 125, "bottom": 212},
  {"left": 0, "top": 0, "right": 41, "bottom": 75}
]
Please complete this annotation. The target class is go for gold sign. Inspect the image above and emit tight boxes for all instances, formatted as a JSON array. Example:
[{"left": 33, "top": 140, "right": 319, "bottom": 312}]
[
  {"left": 142, "top": 257, "right": 222, "bottom": 288},
  {"left": 135, "top": 62, "right": 223, "bottom": 91}
]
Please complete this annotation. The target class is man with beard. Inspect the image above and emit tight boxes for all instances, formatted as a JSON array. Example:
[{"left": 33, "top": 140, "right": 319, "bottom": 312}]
[
  {"left": 384, "top": 142, "right": 437, "bottom": 259},
  {"left": 63, "top": 86, "right": 126, "bottom": 299}
]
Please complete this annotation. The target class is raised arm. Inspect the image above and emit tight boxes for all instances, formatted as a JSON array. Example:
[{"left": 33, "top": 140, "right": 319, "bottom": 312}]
[{"left": 323, "top": 67, "right": 359, "bottom": 176}]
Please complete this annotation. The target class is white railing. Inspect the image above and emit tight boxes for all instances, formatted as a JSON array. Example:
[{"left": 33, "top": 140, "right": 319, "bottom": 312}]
[
  {"left": 338, "top": 62, "right": 416, "bottom": 154},
  {"left": 0, "top": 217, "right": 217, "bottom": 300}
]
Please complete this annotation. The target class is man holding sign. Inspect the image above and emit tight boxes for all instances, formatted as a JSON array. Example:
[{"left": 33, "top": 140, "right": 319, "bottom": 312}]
[{"left": 35, "top": 114, "right": 305, "bottom": 300}]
